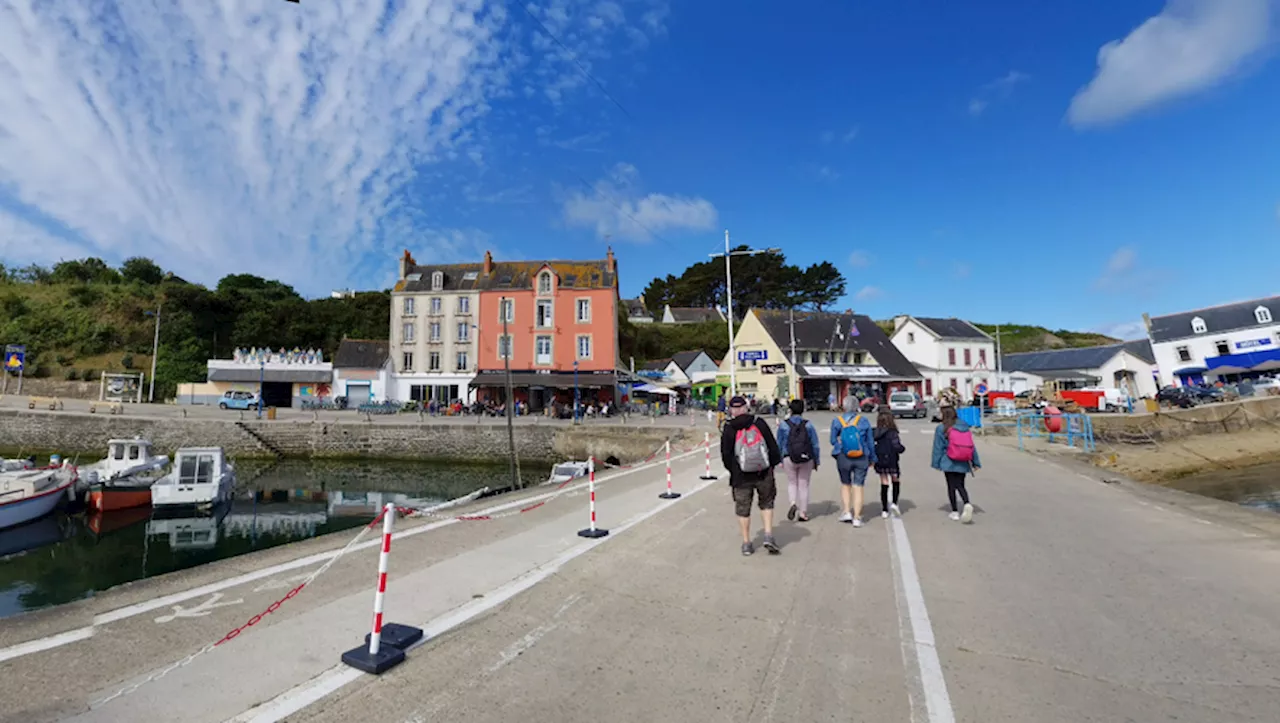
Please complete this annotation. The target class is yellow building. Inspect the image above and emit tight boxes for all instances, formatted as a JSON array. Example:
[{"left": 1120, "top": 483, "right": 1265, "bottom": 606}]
[{"left": 718, "top": 309, "right": 922, "bottom": 408}]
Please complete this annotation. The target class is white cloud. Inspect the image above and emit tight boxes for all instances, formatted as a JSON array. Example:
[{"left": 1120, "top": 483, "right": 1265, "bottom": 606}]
[
  {"left": 1067, "top": 0, "right": 1272, "bottom": 128},
  {"left": 0, "top": 0, "right": 669, "bottom": 295},
  {"left": 562, "top": 163, "right": 717, "bottom": 242},
  {"left": 821, "top": 126, "right": 860, "bottom": 145},
  {"left": 855, "top": 285, "right": 882, "bottom": 301},
  {"left": 0, "top": 214, "right": 86, "bottom": 267},
  {"left": 523, "top": 0, "right": 669, "bottom": 102},
  {"left": 1093, "top": 320, "right": 1148, "bottom": 340},
  {"left": 969, "top": 71, "right": 1029, "bottom": 116},
  {"left": 848, "top": 250, "right": 872, "bottom": 268},
  {"left": 1094, "top": 245, "right": 1161, "bottom": 295},
  {"left": 953, "top": 262, "right": 972, "bottom": 279}
]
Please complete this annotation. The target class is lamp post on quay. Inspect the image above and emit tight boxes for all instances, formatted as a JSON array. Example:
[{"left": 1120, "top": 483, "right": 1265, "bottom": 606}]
[
  {"left": 710, "top": 230, "right": 780, "bottom": 398},
  {"left": 144, "top": 303, "right": 161, "bottom": 403},
  {"left": 574, "top": 360, "right": 581, "bottom": 425}
]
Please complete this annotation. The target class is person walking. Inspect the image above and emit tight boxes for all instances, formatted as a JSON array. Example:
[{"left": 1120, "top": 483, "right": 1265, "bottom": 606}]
[
  {"left": 931, "top": 406, "right": 981, "bottom": 523},
  {"left": 873, "top": 410, "right": 905, "bottom": 518},
  {"left": 831, "top": 397, "right": 877, "bottom": 527},
  {"left": 776, "top": 398, "right": 819, "bottom": 522},
  {"left": 720, "top": 395, "right": 783, "bottom": 556}
]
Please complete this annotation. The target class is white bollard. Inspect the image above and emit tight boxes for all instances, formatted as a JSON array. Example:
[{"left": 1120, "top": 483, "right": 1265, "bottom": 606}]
[
  {"left": 659, "top": 439, "right": 681, "bottom": 499},
  {"left": 699, "top": 431, "right": 717, "bottom": 480},
  {"left": 340, "top": 504, "right": 423, "bottom": 674},
  {"left": 577, "top": 458, "right": 609, "bottom": 538}
]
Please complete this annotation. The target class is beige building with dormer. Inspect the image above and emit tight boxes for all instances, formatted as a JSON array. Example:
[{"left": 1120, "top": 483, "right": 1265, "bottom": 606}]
[{"left": 389, "top": 250, "right": 482, "bottom": 404}]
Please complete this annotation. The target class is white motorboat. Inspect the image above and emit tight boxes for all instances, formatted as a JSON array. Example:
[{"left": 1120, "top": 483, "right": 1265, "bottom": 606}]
[
  {"left": 84, "top": 438, "right": 170, "bottom": 512},
  {"left": 547, "top": 460, "right": 590, "bottom": 486},
  {"left": 0, "top": 461, "right": 78, "bottom": 531},
  {"left": 0, "top": 457, "right": 36, "bottom": 473},
  {"left": 150, "top": 447, "right": 236, "bottom": 509}
]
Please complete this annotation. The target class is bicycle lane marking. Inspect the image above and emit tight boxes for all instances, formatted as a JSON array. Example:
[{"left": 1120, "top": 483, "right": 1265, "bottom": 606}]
[{"left": 0, "top": 445, "right": 712, "bottom": 663}]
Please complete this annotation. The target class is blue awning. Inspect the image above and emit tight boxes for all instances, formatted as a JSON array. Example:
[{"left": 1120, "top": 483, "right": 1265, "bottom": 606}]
[
  {"left": 1172, "top": 366, "right": 1207, "bottom": 376},
  {"left": 1205, "top": 348, "right": 1280, "bottom": 374}
]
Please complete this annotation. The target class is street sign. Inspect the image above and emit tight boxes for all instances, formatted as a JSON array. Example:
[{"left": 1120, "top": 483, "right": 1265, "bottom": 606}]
[
  {"left": 3, "top": 345, "right": 24, "bottom": 373},
  {"left": 738, "top": 350, "right": 767, "bottom": 362},
  {"left": 975, "top": 382, "right": 988, "bottom": 396},
  {"left": 760, "top": 363, "right": 786, "bottom": 374}
]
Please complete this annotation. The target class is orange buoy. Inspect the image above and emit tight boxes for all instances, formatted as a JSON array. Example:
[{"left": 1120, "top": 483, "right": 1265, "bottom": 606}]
[{"left": 1044, "top": 405, "right": 1063, "bottom": 433}]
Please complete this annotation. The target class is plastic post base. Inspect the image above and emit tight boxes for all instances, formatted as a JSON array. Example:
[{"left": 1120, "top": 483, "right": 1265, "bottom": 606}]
[
  {"left": 341, "top": 644, "right": 406, "bottom": 675},
  {"left": 658, "top": 491, "right": 682, "bottom": 499},
  {"left": 577, "top": 527, "right": 610, "bottom": 538},
  {"left": 365, "top": 623, "right": 424, "bottom": 651},
  {"left": 699, "top": 474, "right": 718, "bottom": 480}
]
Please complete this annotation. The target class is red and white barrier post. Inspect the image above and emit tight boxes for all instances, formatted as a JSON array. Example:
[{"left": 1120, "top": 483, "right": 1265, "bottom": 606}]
[
  {"left": 577, "top": 457, "right": 609, "bottom": 539},
  {"left": 659, "top": 439, "right": 681, "bottom": 499},
  {"left": 699, "top": 431, "right": 717, "bottom": 480},
  {"left": 341, "top": 503, "right": 424, "bottom": 674}
]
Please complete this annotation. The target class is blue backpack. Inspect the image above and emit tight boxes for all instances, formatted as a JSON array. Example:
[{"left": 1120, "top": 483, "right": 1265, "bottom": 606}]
[{"left": 838, "top": 414, "right": 865, "bottom": 459}]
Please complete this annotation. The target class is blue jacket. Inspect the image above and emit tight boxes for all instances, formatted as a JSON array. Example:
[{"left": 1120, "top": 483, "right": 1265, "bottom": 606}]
[
  {"left": 830, "top": 413, "right": 877, "bottom": 464},
  {"left": 776, "top": 415, "right": 820, "bottom": 463},
  {"left": 931, "top": 421, "right": 982, "bottom": 473}
]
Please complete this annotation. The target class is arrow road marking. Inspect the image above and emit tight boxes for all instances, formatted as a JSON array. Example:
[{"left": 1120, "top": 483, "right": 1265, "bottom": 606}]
[{"left": 154, "top": 593, "right": 244, "bottom": 624}]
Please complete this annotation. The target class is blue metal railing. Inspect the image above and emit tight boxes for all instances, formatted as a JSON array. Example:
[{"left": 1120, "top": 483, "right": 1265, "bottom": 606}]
[{"left": 1016, "top": 412, "right": 1095, "bottom": 453}]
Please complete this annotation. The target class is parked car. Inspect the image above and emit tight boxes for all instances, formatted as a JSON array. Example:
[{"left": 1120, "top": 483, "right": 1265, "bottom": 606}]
[
  {"left": 888, "top": 392, "right": 926, "bottom": 419},
  {"left": 1184, "top": 385, "right": 1224, "bottom": 402},
  {"left": 1155, "top": 386, "right": 1197, "bottom": 409},
  {"left": 218, "top": 390, "right": 262, "bottom": 411}
]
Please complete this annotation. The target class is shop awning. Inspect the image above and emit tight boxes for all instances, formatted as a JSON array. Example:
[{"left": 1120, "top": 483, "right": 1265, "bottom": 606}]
[
  {"left": 634, "top": 383, "right": 678, "bottom": 396},
  {"left": 798, "top": 364, "right": 902, "bottom": 380},
  {"left": 207, "top": 368, "right": 332, "bottom": 383},
  {"left": 469, "top": 372, "right": 617, "bottom": 389},
  {"left": 1205, "top": 349, "right": 1280, "bottom": 375}
]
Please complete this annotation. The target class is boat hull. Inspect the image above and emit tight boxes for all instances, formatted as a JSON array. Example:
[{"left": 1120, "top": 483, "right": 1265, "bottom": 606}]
[
  {"left": 0, "top": 477, "right": 73, "bottom": 530},
  {"left": 88, "top": 485, "right": 154, "bottom": 512}
]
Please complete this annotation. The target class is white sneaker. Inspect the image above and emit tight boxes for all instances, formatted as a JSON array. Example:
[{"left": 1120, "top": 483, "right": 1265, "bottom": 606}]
[
  {"left": 881, "top": 511, "right": 889, "bottom": 519},
  {"left": 852, "top": 517, "right": 863, "bottom": 528},
  {"left": 838, "top": 512, "right": 853, "bottom": 524},
  {"left": 948, "top": 511, "right": 961, "bottom": 521},
  {"left": 960, "top": 503, "right": 974, "bottom": 524},
  {"left": 890, "top": 503, "right": 901, "bottom": 517}
]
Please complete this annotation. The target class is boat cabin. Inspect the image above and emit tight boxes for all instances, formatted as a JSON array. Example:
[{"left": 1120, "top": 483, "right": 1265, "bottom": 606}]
[
  {"left": 175, "top": 448, "right": 226, "bottom": 487},
  {"left": 102, "top": 438, "right": 163, "bottom": 478},
  {"left": 152, "top": 447, "right": 235, "bottom": 508}
]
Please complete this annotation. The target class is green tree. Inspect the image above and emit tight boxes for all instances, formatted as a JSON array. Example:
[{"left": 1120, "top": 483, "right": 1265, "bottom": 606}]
[
  {"left": 120, "top": 257, "right": 165, "bottom": 285},
  {"left": 50, "top": 258, "right": 120, "bottom": 285},
  {"left": 639, "top": 248, "right": 848, "bottom": 320}
]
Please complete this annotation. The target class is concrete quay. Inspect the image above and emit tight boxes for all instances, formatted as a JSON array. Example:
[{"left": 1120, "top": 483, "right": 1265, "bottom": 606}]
[{"left": 1, "top": 415, "right": 1278, "bottom": 722}]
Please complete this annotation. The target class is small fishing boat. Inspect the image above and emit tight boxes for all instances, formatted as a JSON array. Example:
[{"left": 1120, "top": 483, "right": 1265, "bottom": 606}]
[
  {"left": 0, "top": 457, "right": 36, "bottom": 473},
  {"left": 0, "top": 462, "right": 79, "bottom": 531},
  {"left": 84, "top": 438, "right": 170, "bottom": 512},
  {"left": 547, "top": 460, "right": 590, "bottom": 485},
  {"left": 150, "top": 447, "right": 236, "bottom": 510}
]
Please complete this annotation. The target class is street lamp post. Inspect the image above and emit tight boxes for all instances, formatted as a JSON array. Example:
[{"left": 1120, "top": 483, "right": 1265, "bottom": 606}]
[
  {"left": 146, "top": 302, "right": 162, "bottom": 403},
  {"left": 709, "top": 230, "right": 780, "bottom": 398},
  {"left": 258, "top": 361, "right": 265, "bottom": 419},
  {"left": 573, "top": 360, "right": 581, "bottom": 425},
  {"left": 501, "top": 298, "right": 519, "bottom": 489}
]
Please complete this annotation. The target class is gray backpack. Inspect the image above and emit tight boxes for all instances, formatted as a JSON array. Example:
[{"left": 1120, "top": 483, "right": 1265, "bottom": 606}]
[{"left": 735, "top": 422, "right": 771, "bottom": 473}]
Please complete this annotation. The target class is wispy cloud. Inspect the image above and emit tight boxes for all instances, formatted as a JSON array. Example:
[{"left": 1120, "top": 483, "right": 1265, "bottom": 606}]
[
  {"left": 953, "top": 262, "right": 972, "bottom": 279},
  {"left": 821, "top": 126, "right": 860, "bottom": 145},
  {"left": 1094, "top": 245, "right": 1163, "bottom": 295},
  {"left": 562, "top": 163, "right": 717, "bottom": 242},
  {"left": 855, "top": 285, "right": 882, "bottom": 301},
  {"left": 1093, "top": 320, "right": 1148, "bottom": 340},
  {"left": 0, "top": 0, "right": 670, "bottom": 295},
  {"left": 1067, "top": 0, "right": 1272, "bottom": 128},
  {"left": 848, "top": 250, "right": 872, "bottom": 268},
  {"left": 969, "top": 71, "right": 1030, "bottom": 116}
]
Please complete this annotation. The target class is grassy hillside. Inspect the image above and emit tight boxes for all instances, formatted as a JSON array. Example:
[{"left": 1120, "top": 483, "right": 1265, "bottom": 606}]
[
  {"left": 618, "top": 315, "right": 733, "bottom": 365},
  {"left": 872, "top": 319, "right": 1118, "bottom": 354}
]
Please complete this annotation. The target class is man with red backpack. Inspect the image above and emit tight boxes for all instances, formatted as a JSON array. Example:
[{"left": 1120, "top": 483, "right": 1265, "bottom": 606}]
[
  {"left": 930, "top": 405, "right": 982, "bottom": 523},
  {"left": 720, "top": 395, "right": 783, "bottom": 556}
]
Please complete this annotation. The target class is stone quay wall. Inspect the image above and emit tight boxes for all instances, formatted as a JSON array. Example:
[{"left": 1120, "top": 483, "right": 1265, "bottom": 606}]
[{"left": 0, "top": 408, "right": 701, "bottom": 464}]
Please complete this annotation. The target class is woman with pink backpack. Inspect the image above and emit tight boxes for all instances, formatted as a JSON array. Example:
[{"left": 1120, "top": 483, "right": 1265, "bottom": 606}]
[{"left": 930, "top": 406, "right": 981, "bottom": 523}]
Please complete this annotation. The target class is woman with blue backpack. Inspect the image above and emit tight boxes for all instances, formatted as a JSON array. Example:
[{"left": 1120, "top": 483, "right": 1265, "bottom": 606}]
[
  {"left": 931, "top": 406, "right": 981, "bottom": 524},
  {"left": 831, "top": 397, "right": 878, "bottom": 527}
]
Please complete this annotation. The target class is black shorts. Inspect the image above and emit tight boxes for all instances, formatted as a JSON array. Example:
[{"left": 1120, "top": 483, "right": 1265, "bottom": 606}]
[{"left": 732, "top": 471, "right": 777, "bottom": 517}]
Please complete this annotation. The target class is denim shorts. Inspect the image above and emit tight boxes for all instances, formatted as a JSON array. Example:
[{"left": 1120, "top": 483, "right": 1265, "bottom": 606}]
[{"left": 835, "top": 455, "right": 870, "bottom": 487}]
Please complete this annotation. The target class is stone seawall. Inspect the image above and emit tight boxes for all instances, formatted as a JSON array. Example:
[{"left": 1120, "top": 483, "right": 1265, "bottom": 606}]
[
  {"left": 0, "top": 408, "right": 700, "bottom": 464},
  {"left": 1089, "top": 395, "right": 1280, "bottom": 443}
]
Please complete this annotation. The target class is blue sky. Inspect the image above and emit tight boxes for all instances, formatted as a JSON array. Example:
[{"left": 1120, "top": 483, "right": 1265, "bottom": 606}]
[{"left": 1, "top": 1, "right": 1279, "bottom": 340}]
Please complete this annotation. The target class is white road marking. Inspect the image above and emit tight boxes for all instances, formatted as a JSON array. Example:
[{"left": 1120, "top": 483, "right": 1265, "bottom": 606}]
[
  {"left": 888, "top": 517, "right": 956, "bottom": 723},
  {"left": 487, "top": 593, "right": 583, "bottom": 673},
  {"left": 1195, "top": 519, "right": 1214, "bottom": 526},
  {"left": 1153, "top": 505, "right": 1167, "bottom": 512},
  {"left": 252, "top": 573, "right": 312, "bottom": 594},
  {"left": 0, "top": 626, "right": 95, "bottom": 664},
  {"left": 225, "top": 473, "right": 724, "bottom": 723},
  {"left": 0, "top": 449, "right": 706, "bottom": 664},
  {"left": 1076, "top": 473, "right": 1092, "bottom": 482},
  {"left": 154, "top": 593, "right": 244, "bottom": 624}
]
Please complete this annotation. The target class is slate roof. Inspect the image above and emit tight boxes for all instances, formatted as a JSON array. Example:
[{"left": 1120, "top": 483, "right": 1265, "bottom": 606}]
[
  {"left": 642, "top": 359, "right": 670, "bottom": 371},
  {"left": 670, "top": 350, "right": 706, "bottom": 372},
  {"left": 667, "top": 307, "right": 722, "bottom": 323},
  {"left": 914, "top": 317, "right": 991, "bottom": 340},
  {"left": 754, "top": 310, "right": 921, "bottom": 379},
  {"left": 333, "top": 339, "right": 390, "bottom": 369},
  {"left": 1146, "top": 296, "right": 1280, "bottom": 343},
  {"left": 395, "top": 258, "right": 616, "bottom": 293},
  {"left": 623, "top": 298, "right": 652, "bottom": 318},
  {"left": 1001, "top": 340, "right": 1153, "bottom": 374}
]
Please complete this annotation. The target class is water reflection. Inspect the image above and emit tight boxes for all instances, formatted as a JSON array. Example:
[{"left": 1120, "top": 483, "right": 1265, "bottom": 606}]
[{"left": 0, "top": 458, "right": 503, "bottom": 620}]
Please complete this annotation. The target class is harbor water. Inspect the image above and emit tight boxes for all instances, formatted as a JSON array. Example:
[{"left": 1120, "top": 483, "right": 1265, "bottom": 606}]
[
  {"left": 1166, "top": 460, "right": 1280, "bottom": 514},
  {"left": 0, "top": 457, "right": 510, "bottom": 620}
]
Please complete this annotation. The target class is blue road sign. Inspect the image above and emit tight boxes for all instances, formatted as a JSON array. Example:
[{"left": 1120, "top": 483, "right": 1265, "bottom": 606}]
[
  {"left": 975, "top": 382, "right": 988, "bottom": 395},
  {"left": 3, "top": 345, "right": 25, "bottom": 373},
  {"left": 738, "top": 350, "right": 767, "bottom": 362}
]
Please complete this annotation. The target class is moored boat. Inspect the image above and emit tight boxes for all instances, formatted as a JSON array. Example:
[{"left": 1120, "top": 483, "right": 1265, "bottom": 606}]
[
  {"left": 84, "top": 438, "right": 170, "bottom": 512},
  {"left": 150, "top": 448, "right": 236, "bottom": 510},
  {"left": 547, "top": 460, "right": 590, "bottom": 485},
  {"left": 0, "top": 462, "right": 79, "bottom": 531}
]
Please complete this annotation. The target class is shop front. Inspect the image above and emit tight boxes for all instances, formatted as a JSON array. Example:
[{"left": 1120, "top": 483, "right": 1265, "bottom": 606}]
[
  {"left": 469, "top": 369, "right": 616, "bottom": 413},
  {"left": 797, "top": 364, "right": 922, "bottom": 409}
]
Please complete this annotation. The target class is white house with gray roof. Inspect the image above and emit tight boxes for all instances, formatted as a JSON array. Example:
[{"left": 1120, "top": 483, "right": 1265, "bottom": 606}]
[
  {"left": 1001, "top": 340, "right": 1159, "bottom": 399},
  {"left": 889, "top": 316, "right": 996, "bottom": 398},
  {"left": 1143, "top": 296, "right": 1280, "bottom": 387}
]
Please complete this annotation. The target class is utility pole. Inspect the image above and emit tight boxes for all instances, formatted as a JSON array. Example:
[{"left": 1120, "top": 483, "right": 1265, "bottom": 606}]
[
  {"left": 788, "top": 307, "right": 798, "bottom": 401},
  {"left": 148, "top": 301, "right": 162, "bottom": 403},
  {"left": 501, "top": 297, "right": 520, "bottom": 489},
  {"left": 995, "top": 324, "right": 1003, "bottom": 391},
  {"left": 723, "top": 230, "right": 736, "bottom": 397}
]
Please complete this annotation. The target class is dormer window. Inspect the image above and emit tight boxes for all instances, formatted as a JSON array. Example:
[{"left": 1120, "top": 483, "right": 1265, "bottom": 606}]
[
  {"left": 431, "top": 271, "right": 443, "bottom": 291},
  {"left": 1191, "top": 316, "right": 1207, "bottom": 334},
  {"left": 1256, "top": 306, "right": 1273, "bottom": 324},
  {"left": 537, "top": 271, "right": 552, "bottom": 294}
]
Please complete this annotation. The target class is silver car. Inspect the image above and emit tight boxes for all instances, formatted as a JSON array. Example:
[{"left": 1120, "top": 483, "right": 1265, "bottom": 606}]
[{"left": 888, "top": 391, "right": 926, "bottom": 419}]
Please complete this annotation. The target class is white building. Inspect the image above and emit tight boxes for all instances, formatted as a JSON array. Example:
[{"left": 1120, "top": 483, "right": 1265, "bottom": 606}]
[
  {"left": 389, "top": 250, "right": 481, "bottom": 403},
  {"left": 332, "top": 339, "right": 392, "bottom": 404},
  {"left": 889, "top": 316, "right": 997, "bottom": 398},
  {"left": 1144, "top": 296, "right": 1280, "bottom": 387},
  {"left": 622, "top": 297, "right": 654, "bottom": 324},
  {"left": 642, "top": 350, "right": 719, "bottom": 385},
  {"left": 1001, "top": 341, "right": 1159, "bottom": 399}
]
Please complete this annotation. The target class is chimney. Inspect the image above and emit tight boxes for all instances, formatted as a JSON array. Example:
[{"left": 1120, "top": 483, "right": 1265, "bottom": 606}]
[
  {"left": 1141, "top": 312, "right": 1152, "bottom": 332},
  {"left": 892, "top": 314, "right": 909, "bottom": 332},
  {"left": 606, "top": 246, "right": 616, "bottom": 274},
  {"left": 483, "top": 250, "right": 494, "bottom": 276},
  {"left": 399, "top": 249, "right": 415, "bottom": 280}
]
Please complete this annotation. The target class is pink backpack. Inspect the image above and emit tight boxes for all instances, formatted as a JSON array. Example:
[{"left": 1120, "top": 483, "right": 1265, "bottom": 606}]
[{"left": 945, "top": 427, "right": 975, "bottom": 463}]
